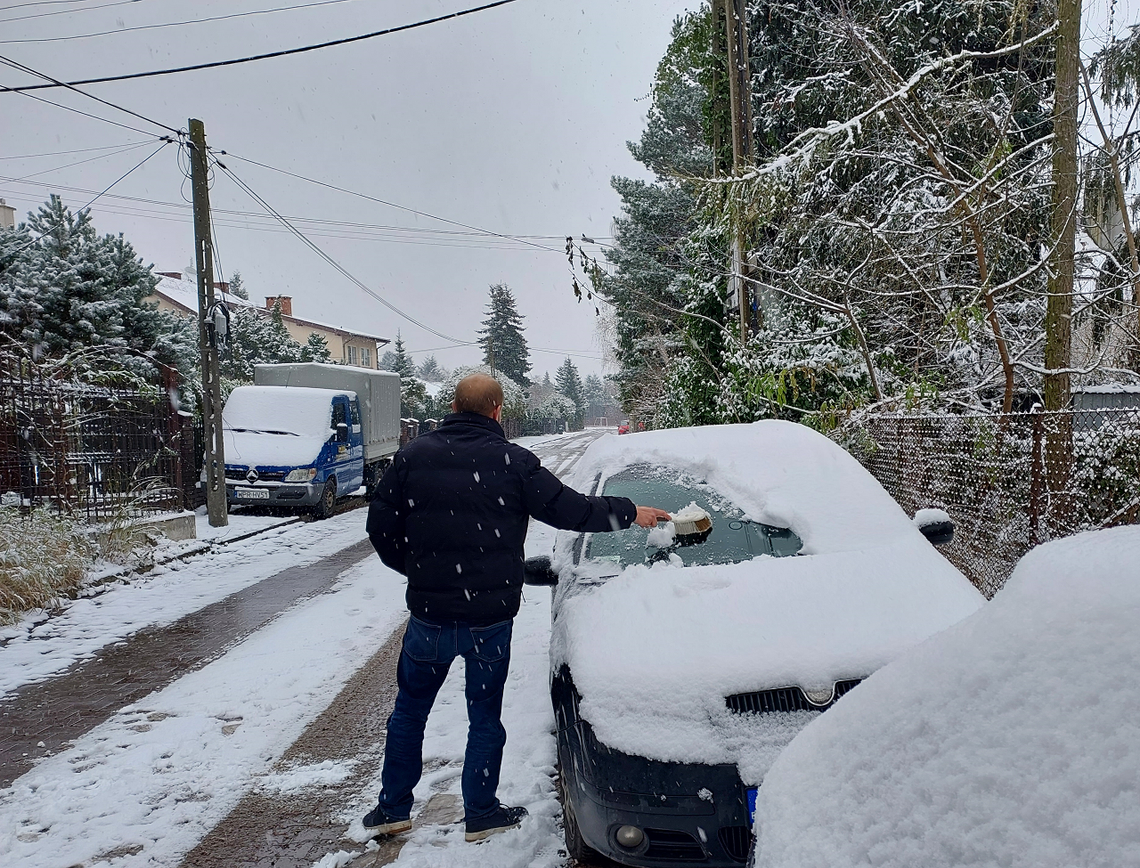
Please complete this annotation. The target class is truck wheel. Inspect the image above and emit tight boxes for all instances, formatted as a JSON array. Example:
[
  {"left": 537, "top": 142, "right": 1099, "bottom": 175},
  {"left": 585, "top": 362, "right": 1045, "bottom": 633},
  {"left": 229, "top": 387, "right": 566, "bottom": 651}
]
[{"left": 313, "top": 479, "right": 336, "bottom": 520}]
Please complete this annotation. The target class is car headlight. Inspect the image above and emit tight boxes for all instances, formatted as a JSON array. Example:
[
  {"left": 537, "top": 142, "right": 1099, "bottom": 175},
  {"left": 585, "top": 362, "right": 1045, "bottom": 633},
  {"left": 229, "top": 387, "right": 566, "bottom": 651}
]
[{"left": 284, "top": 467, "right": 317, "bottom": 483}]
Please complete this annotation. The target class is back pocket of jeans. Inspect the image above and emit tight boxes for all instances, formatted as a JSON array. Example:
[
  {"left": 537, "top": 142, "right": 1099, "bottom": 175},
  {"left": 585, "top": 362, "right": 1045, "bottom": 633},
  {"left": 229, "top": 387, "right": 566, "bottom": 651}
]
[
  {"left": 404, "top": 618, "right": 442, "bottom": 662},
  {"left": 470, "top": 621, "right": 512, "bottom": 663}
]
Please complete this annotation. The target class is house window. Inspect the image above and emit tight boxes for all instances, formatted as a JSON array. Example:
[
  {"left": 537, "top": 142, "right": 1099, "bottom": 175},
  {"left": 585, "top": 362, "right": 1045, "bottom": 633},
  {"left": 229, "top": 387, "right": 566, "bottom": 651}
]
[
  {"left": 361, "top": 347, "right": 371, "bottom": 368},
  {"left": 347, "top": 345, "right": 358, "bottom": 365}
]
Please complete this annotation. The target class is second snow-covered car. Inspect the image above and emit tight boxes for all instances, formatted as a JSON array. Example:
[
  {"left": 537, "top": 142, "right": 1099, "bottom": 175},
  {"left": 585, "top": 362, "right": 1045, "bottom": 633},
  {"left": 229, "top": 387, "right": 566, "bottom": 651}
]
[{"left": 524, "top": 421, "right": 984, "bottom": 866}]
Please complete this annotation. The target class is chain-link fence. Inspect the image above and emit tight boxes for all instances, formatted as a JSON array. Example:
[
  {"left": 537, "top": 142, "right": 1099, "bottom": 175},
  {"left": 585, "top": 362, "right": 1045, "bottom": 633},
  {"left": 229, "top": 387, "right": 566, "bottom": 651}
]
[
  {"left": 833, "top": 407, "right": 1140, "bottom": 597},
  {"left": 1, "top": 353, "right": 195, "bottom": 522}
]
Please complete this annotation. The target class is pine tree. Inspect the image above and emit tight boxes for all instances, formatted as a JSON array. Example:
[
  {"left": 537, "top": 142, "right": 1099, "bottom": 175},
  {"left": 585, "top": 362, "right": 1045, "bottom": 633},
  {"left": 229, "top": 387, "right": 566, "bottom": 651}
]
[
  {"left": 228, "top": 270, "right": 249, "bottom": 300},
  {"left": 0, "top": 195, "right": 196, "bottom": 379},
  {"left": 384, "top": 331, "right": 416, "bottom": 378},
  {"left": 477, "top": 284, "right": 531, "bottom": 386},
  {"left": 418, "top": 355, "right": 445, "bottom": 382},
  {"left": 221, "top": 304, "right": 306, "bottom": 382},
  {"left": 300, "top": 332, "right": 332, "bottom": 363},
  {"left": 554, "top": 357, "right": 585, "bottom": 429}
]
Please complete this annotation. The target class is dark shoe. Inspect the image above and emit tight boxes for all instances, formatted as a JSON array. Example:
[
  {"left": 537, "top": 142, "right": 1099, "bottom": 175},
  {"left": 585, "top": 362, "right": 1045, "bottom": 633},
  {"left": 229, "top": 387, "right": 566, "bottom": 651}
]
[
  {"left": 363, "top": 804, "right": 412, "bottom": 836},
  {"left": 464, "top": 804, "right": 528, "bottom": 842}
]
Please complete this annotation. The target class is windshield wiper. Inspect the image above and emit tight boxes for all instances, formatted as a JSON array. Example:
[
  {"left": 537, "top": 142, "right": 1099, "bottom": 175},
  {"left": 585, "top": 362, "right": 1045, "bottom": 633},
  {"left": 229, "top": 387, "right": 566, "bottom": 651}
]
[{"left": 226, "top": 427, "right": 300, "bottom": 436}]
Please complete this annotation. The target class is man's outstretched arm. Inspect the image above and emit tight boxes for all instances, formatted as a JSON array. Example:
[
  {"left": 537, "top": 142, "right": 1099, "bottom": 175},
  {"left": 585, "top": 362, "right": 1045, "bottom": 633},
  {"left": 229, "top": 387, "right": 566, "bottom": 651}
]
[{"left": 522, "top": 455, "right": 669, "bottom": 532}]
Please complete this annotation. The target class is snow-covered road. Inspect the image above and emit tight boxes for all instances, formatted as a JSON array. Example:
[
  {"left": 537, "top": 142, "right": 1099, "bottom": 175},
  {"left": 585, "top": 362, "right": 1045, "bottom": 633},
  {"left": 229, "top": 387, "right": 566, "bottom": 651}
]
[{"left": 0, "top": 428, "right": 609, "bottom": 868}]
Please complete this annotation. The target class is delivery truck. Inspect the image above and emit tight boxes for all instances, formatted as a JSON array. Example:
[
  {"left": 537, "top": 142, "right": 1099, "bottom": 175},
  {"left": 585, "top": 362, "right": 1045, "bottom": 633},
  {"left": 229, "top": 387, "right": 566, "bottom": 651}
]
[{"left": 221, "top": 362, "right": 401, "bottom": 518}]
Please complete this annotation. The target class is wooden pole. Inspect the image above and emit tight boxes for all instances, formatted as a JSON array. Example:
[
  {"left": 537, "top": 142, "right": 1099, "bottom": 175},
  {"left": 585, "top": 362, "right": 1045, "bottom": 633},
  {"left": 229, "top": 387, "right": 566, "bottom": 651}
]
[{"left": 189, "top": 118, "right": 228, "bottom": 528}]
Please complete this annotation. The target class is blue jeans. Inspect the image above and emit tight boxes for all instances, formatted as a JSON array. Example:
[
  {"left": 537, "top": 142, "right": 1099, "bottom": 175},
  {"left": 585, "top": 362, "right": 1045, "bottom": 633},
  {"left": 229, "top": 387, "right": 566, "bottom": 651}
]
[{"left": 377, "top": 615, "right": 514, "bottom": 822}]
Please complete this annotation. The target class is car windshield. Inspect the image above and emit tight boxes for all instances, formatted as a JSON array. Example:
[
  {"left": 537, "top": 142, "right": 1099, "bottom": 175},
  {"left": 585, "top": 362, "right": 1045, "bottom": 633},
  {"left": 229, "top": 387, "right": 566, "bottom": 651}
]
[{"left": 583, "top": 465, "right": 802, "bottom": 568}]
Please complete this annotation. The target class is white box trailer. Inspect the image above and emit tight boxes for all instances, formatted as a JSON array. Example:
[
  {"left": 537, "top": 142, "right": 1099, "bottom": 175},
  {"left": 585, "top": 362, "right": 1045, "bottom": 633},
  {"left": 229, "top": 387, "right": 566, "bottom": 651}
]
[{"left": 254, "top": 362, "right": 401, "bottom": 480}]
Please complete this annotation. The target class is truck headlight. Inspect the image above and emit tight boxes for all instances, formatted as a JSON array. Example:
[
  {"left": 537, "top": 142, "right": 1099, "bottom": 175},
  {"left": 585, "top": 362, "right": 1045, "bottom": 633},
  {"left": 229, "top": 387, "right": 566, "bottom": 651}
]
[{"left": 284, "top": 468, "right": 317, "bottom": 483}]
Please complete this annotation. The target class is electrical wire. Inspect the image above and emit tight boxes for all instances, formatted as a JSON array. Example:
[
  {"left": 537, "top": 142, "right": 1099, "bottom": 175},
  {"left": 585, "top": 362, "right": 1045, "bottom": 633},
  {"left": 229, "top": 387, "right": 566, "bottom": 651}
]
[
  {"left": 0, "top": 53, "right": 182, "bottom": 135},
  {"left": 4, "top": 139, "right": 160, "bottom": 182},
  {"left": 2, "top": 0, "right": 374, "bottom": 43},
  {"left": 0, "top": 139, "right": 154, "bottom": 161},
  {"left": 211, "top": 152, "right": 478, "bottom": 347},
  {"left": 3, "top": 82, "right": 166, "bottom": 137},
  {"left": 8, "top": 138, "right": 171, "bottom": 255},
  {"left": 1, "top": 0, "right": 526, "bottom": 93},
  {"left": 218, "top": 151, "right": 567, "bottom": 256},
  {"left": 0, "top": 0, "right": 144, "bottom": 25}
]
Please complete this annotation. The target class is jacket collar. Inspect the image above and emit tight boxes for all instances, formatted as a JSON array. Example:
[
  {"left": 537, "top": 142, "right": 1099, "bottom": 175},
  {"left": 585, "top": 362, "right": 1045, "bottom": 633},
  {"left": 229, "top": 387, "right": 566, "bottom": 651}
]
[{"left": 440, "top": 411, "right": 505, "bottom": 438}]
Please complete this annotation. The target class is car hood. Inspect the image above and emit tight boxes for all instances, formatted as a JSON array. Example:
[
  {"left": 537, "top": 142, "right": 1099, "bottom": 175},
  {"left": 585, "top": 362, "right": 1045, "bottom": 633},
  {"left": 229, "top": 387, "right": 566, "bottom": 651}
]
[
  {"left": 550, "top": 535, "right": 983, "bottom": 783},
  {"left": 223, "top": 429, "right": 327, "bottom": 470}
]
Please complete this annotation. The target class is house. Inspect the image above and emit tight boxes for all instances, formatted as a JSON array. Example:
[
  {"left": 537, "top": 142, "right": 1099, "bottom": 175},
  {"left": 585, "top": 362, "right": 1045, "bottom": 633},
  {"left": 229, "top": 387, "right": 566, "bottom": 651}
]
[{"left": 147, "top": 274, "right": 389, "bottom": 368}]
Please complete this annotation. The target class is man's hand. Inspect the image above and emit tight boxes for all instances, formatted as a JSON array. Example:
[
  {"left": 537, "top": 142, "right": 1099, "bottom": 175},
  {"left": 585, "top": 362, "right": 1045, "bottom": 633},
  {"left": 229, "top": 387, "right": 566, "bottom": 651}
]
[{"left": 634, "top": 506, "right": 672, "bottom": 528}]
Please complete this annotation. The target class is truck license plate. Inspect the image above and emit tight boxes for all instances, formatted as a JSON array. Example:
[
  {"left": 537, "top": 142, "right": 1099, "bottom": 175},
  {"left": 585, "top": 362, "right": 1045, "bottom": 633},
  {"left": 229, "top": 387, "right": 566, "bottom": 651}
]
[{"left": 235, "top": 487, "right": 269, "bottom": 500}]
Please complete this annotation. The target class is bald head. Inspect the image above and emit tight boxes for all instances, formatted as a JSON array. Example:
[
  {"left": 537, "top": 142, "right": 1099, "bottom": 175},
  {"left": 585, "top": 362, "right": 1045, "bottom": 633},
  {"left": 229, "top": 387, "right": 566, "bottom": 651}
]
[{"left": 452, "top": 373, "right": 504, "bottom": 418}]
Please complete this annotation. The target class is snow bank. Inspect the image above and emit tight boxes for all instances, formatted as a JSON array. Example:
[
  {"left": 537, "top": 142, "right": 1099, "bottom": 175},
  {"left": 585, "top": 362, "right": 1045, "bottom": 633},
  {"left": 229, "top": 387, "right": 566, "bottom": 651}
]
[
  {"left": 753, "top": 525, "right": 1140, "bottom": 868},
  {"left": 550, "top": 421, "right": 982, "bottom": 779}
]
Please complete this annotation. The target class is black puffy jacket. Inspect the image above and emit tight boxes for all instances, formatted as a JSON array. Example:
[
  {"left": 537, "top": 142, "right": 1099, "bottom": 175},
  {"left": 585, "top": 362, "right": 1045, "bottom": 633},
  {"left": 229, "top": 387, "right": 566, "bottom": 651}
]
[{"left": 367, "top": 412, "right": 637, "bottom": 623}]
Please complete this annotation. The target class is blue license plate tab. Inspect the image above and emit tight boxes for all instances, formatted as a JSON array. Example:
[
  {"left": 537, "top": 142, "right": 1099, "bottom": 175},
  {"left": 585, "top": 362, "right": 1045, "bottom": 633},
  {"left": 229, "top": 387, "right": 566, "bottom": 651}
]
[{"left": 746, "top": 787, "right": 758, "bottom": 826}]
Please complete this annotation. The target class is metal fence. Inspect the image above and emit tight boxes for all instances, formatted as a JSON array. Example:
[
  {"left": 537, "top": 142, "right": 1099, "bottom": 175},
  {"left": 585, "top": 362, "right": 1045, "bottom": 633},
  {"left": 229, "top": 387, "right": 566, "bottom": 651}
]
[
  {"left": 833, "top": 407, "right": 1140, "bottom": 597},
  {"left": 0, "top": 356, "right": 196, "bottom": 521}
]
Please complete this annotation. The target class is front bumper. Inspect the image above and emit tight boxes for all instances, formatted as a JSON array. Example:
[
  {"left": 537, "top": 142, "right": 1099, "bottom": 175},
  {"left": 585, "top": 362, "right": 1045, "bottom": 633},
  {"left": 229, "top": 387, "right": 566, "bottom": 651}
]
[
  {"left": 226, "top": 481, "right": 322, "bottom": 507},
  {"left": 554, "top": 666, "right": 752, "bottom": 866}
]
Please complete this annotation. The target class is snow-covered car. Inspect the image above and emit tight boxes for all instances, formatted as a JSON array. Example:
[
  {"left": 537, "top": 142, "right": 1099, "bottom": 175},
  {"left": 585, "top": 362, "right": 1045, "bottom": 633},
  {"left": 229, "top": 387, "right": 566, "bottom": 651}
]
[
  {"left": 523, "top": 421, "right": 984, "bottom": 867},
  {"left": 750, "top": 524, "right": 1140, "bottom": 868}
]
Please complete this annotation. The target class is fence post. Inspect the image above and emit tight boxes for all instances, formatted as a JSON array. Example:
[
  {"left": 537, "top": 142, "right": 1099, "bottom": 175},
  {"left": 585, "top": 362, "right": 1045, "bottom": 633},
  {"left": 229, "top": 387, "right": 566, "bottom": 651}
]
[{"left": 1029, "top": 410, "right": 1044, "bottom": 544}]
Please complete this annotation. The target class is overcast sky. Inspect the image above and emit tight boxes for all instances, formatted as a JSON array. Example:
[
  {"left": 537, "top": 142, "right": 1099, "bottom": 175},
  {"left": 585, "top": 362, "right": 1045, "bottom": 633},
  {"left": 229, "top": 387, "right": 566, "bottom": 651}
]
[
  {"left": 1, "top": 0, "right": 697, "bottom": 378},
  {"left": 2, "top": 0, "right": 1135, "bottom": 379}
]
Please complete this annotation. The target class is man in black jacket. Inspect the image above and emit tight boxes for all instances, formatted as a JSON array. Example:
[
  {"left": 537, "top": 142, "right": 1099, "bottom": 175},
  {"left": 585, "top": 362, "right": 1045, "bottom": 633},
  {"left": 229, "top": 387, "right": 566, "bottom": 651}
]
[{"left": 364, "top": 373, "right": 669, "bottom": 842}]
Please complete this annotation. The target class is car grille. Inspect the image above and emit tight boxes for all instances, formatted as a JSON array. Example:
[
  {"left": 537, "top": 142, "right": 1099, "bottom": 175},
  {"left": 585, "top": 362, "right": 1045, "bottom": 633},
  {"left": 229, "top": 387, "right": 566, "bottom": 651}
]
[
  {"left": 644, "top": 828, "right": 706, "bottom": 861},
  {"left": 257, "top": 471, "right": 286, "bottom": 482},
  {"left": 225, "top": 470, "right": 286, "bottom": 483},
  {"left": 718, "top": 825, "right": 752, "bottom": 863},
  {"left": 725, "top": 679, "right": 862, "bottom": 714}
]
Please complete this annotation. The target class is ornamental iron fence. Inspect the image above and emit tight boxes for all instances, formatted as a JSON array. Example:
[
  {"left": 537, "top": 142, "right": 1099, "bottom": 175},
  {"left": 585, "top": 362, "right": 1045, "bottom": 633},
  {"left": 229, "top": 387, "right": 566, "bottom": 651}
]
[{"left": 0, "top": 353, "right": 197, "bottom": 521}]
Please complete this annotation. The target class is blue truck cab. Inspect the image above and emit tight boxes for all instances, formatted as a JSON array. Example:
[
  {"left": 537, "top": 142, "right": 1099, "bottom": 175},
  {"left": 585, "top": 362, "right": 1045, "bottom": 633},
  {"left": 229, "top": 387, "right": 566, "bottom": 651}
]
[{"left": 222, "top": 385, "right": 365, "bottom": 517}]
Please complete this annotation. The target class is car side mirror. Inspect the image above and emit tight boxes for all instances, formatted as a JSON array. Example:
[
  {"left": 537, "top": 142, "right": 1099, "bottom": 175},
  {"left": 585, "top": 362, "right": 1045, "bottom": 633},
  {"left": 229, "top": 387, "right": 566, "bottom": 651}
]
[
  {"left": 523, "top": 555, "right": 558, "bottom": 586},
  {"left": 914, "top": 509, "right": 954, "bottom": 547},
  {"left": 335, "top": 422, "right": 349, "bottom": 443}
]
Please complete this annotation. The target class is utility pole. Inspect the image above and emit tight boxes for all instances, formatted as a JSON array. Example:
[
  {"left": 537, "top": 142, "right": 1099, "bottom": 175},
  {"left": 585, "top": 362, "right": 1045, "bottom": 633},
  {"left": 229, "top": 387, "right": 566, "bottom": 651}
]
[
  {"left": 724, "top": 0, "right": 754, "bottom": 342},
  {"left": 189, "top": 118, "right": 227, "bottom": 528}
]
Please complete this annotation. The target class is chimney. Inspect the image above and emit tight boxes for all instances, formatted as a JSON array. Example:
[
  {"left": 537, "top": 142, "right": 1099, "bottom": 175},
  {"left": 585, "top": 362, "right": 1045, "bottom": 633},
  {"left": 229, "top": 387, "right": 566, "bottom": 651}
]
[
  {"left": 0, "top": 199, "right": 15, "bottom": 231},
  {"left": 265, "top": 296, "right": 293, "bottom": 316},
  {"left": 214, "top": 281, "right": 229, "bottom": 294},
  {"left": 157, "top": 271, "right": 182, "bottom": 279}
]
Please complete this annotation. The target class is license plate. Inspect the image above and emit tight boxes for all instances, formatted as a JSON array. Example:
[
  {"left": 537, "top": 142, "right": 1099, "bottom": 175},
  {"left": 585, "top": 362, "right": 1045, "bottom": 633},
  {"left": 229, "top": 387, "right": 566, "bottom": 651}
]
[
  {"left": 234, "top": 487, "right": 269, "bottom": 500},
  {"left": 747, "top": 787, "right": 758, "bottom": 826}
]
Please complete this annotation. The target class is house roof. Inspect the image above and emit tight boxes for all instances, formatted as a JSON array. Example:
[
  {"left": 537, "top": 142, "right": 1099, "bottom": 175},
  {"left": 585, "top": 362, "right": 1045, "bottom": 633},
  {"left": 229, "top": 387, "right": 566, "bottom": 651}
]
[{"left": 149, "top": 276, "right": 389, "bottom": 345}]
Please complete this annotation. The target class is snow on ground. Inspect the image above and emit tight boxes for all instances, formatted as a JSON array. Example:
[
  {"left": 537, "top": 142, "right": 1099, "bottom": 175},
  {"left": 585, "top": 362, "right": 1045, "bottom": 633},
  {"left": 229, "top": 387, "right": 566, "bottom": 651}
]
[
  {"left": 1, "top": 430, "right": 579, "bottom": 868},
  {"left": 0, "top": 509, "right": 368, "bottom": 697},
  {"left": 752, "top": 525, "right": 1140, "bottom": 868},
  {"left": 0, "top": 555, "right": 410, "bottom": 868}
]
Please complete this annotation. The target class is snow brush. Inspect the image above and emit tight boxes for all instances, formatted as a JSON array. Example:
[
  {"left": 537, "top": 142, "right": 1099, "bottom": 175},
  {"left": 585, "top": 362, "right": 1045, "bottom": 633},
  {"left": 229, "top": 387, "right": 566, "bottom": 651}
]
[{"left": 667, "top": 504, "right": 713, "bottom": 545}]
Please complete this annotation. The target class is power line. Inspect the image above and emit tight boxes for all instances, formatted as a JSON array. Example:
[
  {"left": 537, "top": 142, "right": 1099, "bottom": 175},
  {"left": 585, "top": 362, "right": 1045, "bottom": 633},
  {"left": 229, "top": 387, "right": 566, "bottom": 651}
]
[
  {"left": 0, "top": 53, "right": 182, "bottom": 135},
  {"left": 219, "top": 151, "right": 567, "bottom": 256},
  {"left": 211, "top": 153, "right": 478, "bottom": 347},
  {"left": 2, "top": 0, "right": 370, "bottom": 43},
  {"left": 1, "top": 0, "right": 525, "bottom": 92},
  {"left": 5, "top": 139, "right": 159, "bottom": 183},
  {"left": 8, "top": 139, "right": 171, "bottom": 254},
  {"left": 0, "top": 0, "right": 144, "bottom": 25},
  {"left": 0, "top": 138, "right": 154, "bottom": 161},
  {"left": 3, "top": 80, "right": 166, "bottom": 137}
]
